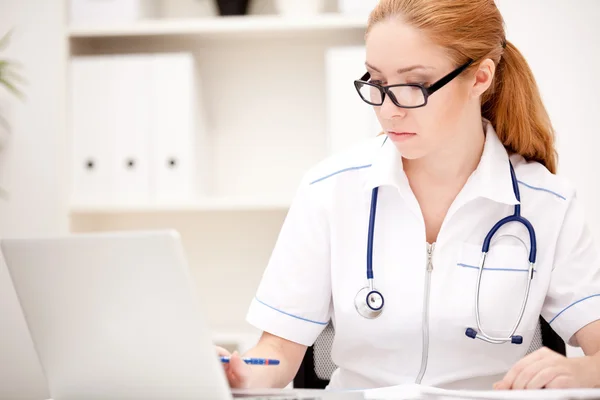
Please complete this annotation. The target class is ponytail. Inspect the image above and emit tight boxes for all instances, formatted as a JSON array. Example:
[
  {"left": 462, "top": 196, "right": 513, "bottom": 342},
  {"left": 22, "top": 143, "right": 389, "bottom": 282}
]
[
  {"left": 368, "top": 0, "right": 559, "bottom": 174},
  {"left": 481, "top": 41, "right": 558, "bottom": 174}
]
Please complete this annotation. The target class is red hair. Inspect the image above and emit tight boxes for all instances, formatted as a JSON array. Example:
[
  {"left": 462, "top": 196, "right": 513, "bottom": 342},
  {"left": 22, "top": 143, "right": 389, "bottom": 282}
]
[{"left": 367, "top": 0, "right": 558, "bottom": 173}]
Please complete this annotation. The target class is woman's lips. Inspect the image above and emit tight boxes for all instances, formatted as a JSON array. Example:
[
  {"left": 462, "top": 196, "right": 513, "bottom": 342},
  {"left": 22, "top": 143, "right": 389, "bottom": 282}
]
[{"left": 387, "top": 131, "right": 417, "bottom": 141}]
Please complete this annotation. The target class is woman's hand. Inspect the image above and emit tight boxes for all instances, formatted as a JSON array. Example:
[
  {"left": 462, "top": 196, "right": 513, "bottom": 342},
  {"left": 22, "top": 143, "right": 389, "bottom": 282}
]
[
  {"left": 494, "top": 347, "right": 599, "bottom": 390},
  {"left": 215, "top": 346, "right": 252, "bottom": 389}
]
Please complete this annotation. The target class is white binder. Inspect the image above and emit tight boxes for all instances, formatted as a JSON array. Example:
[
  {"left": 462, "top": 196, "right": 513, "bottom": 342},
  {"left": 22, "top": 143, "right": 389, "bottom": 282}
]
[
  {"left": 69, "top": 0, "right": 158, "bottom": 24},
  {"left": 70, "top": 56, "right": 117, "bottom": 207},
  {"left": 112, "top": 55, "right": 152, "bottom": 205},
  {"left": 325, "top": 46, "right": 381, "bottom": 155},
  {"left": 338, "top": 0, "right": 379, "bottom": 16},
  {"left": 71, "top": 53, "right": 199, "bottom": 208},
  {"left": 150, "top": 53, "right": 198, "bottom": 204}
]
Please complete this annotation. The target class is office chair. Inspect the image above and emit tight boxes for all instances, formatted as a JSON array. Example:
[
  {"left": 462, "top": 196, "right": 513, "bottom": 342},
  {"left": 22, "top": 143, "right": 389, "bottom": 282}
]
[{"left": 293, "top": 317, "right": 566, "bottom": 389}]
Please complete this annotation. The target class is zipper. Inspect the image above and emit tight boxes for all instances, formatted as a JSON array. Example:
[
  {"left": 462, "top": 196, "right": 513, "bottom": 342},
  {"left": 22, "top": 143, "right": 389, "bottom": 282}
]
[{"left": 415, "top": 242, "right": 435, "bottom": 384}]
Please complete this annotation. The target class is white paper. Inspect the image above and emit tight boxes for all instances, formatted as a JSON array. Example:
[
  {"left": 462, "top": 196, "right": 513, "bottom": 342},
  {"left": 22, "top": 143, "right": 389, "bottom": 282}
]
[
  {"left": 421, "top": 385, "right": 600, "bottom": 399},
  {"left": 362, "top": 383, "right": 422, "bottom": 399},
  {"left": 361, "top": 384, "right": 600, "bottom": 400},
  {"left": 45, "top": 385, "right": 600, "bottom": 400},
  {"left": 232, "top": 388, "right": 364, "bottom": 399}
]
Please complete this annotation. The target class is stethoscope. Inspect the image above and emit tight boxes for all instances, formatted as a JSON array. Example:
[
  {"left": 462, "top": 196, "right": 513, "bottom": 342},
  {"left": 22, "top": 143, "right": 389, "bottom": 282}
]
[{"left": 354, "top": 161, "right": 537, "bottom": 345}]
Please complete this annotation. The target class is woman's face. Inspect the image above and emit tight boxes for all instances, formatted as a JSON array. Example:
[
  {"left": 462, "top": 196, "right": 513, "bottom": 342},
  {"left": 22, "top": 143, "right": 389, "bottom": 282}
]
[{"left": 365, "top": 18, "right": 478, "bottom": 159}]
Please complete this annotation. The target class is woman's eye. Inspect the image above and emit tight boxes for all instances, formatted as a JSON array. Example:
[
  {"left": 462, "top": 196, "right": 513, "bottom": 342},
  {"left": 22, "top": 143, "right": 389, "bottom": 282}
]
[{"left": 369, "top": 80, "right": 384, "bottom": 85}]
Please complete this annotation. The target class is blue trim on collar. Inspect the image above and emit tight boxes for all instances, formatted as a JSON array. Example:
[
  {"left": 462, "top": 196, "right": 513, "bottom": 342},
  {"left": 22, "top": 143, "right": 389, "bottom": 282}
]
[{"left": 309, "top": 164, "right": 372, "bottom": 185}]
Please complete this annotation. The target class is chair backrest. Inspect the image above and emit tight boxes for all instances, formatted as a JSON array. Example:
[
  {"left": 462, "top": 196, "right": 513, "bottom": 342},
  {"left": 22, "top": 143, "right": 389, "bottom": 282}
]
[{"left": 293, "top": 317, "right": 566, "bottom": 389}]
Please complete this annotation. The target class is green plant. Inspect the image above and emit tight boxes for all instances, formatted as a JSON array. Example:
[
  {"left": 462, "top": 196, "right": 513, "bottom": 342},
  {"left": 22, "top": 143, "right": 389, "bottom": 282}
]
[
  {"left": 0, "top": 29, "right": 24, "bottom": 199},
  {"left": 0, "top": 30, "right": 25, "bottom": 132}
]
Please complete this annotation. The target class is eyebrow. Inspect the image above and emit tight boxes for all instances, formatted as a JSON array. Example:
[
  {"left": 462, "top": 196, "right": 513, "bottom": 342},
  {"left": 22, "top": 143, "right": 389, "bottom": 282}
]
[{"left": 365, "top": 62, "right": 435, "bottom": 74}]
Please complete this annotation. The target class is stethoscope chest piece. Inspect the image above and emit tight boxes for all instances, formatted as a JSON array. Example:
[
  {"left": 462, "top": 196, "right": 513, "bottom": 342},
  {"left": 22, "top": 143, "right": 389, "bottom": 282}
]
[{"left": 354, "top": 286, "right": 384, "bottom": 319}]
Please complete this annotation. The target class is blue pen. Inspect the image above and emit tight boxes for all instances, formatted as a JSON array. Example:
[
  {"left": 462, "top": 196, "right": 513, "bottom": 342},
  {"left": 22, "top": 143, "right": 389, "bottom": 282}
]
[{"left": 220, "top": 356, "right": 280, "bottom": 365}]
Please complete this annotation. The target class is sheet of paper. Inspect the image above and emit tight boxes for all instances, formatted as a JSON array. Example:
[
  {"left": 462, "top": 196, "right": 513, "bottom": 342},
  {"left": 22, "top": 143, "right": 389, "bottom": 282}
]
[
  {"left": 362, "top": 383, "right": 423, "bottom": 399},
  {"left": 232, "top": 387, "right": 365, "bottom": 399},
  {"left": 361, "top": 384, "right": 600, "bottom": 400},
  {"left": 421, "top": 386, "right": 600, "bottom": 400}
]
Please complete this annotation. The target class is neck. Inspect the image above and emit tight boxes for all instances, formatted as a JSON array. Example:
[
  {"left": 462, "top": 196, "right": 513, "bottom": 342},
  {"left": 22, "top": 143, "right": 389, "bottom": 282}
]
[{"left": 404, "top": 119, "right": 485, "bottom": 184}]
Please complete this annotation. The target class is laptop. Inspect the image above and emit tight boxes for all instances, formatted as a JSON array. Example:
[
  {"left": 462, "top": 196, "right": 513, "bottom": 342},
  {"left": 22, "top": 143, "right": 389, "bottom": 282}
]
[
  {"left": 1, "top": 231, "right": 361, "bottom": 400},
  {"left": 0, "top": 254, "right": 50, "bottom": 400}
]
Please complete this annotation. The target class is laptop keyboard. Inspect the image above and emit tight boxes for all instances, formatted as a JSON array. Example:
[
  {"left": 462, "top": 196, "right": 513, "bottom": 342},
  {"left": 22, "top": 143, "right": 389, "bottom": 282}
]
[
  {"left": 234, "top": 396, "right": 325, "bottom": 399},
  {"left": 235, "top": 397, "right": 324, "bottom": 399}
]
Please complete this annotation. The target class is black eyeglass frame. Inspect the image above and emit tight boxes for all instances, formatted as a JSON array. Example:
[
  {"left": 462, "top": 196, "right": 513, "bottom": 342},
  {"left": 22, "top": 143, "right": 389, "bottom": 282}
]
[{"left": 353, "top": 59, "right": 474, "bottom": 109}]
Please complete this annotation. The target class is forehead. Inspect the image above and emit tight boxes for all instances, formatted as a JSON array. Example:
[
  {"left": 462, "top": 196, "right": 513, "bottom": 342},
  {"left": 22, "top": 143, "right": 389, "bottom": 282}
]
[{"left": 365, "top": 18, "right": 449, "bottom": 70}]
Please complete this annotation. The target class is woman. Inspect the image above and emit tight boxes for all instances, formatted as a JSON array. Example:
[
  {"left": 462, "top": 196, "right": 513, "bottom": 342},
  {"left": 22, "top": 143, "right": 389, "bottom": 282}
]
[{"left": 218, "top": 0, "right": 600, "bottom": 391}]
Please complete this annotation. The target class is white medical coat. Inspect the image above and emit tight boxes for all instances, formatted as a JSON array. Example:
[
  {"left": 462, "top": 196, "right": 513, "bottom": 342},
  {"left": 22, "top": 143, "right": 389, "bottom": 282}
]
[{"left": 246, "top": 120, "right": 600, "bottom": 389}]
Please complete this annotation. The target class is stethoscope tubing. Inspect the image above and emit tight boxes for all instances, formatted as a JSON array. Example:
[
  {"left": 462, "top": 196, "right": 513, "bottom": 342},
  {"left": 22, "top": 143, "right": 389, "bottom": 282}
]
[{"left": 356, "top": 161, "right": 538, "bottom": 345}]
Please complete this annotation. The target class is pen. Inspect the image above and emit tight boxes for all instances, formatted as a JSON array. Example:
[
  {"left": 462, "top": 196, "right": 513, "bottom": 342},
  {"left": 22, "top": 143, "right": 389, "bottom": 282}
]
[{"left": 220, "top": 356, "right": 280, "bottom": 365}]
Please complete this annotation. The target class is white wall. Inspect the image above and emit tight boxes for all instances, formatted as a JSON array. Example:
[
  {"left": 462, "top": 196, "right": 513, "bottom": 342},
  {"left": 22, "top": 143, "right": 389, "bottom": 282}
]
[
  {"left": 0, "top": 0, "right": 68, "bottom": 398},
  {"left": 496, "top": 0, "right": 600, "bottom": 357},
  {"left": 0, "top": 1, "right": 598, "bottom": 398},
  {"left": 0, "top": 1, "right": 69, "bottom": 237},
  {"left": 497, "top": 0, "right": 600, "bottom": 239}
]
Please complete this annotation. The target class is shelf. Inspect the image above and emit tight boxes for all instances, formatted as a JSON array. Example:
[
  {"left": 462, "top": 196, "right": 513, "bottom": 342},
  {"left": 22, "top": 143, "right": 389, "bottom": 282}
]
[
  {"left": 69, "top": 196, "right": 292, "bottom": 214},
  {"left": 67, "top": 14, "right": 368, "bottom": 39}
]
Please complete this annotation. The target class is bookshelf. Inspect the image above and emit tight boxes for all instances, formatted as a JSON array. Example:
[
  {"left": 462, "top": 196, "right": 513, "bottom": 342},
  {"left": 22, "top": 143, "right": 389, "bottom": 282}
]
[
  {"left": 66, "top": 0, "right": 373, "bottom": 344},
  {"left": 68, "top": 13, "right": 367, "bottom": 39}
]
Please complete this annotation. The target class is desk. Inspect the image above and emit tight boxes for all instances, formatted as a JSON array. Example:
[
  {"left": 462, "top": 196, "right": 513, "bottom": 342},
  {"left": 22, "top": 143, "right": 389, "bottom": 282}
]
[
  {"left": 44, "top": 386, "right": 600, "bottom": 400},
  {"left": 363, "top": 384, "right": 600, "bottom": 400},
  {"left": 232, "top": 388, "right": 365, "bottom": 399}
]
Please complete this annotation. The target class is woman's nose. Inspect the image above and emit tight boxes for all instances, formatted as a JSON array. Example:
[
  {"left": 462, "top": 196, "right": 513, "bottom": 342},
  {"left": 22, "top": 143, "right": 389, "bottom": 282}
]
[{"left": 378, "top": 94, "right": 407, "bottom": 120}]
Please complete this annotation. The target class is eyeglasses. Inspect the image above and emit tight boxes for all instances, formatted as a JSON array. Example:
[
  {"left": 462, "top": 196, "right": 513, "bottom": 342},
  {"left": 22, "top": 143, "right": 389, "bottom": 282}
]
[{"left": 353, "top": 59, "right": 474, "bottom": 109}]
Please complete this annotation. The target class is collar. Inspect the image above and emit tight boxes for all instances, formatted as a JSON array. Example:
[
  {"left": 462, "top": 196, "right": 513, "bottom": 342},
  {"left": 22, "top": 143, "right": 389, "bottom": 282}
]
[
  {"left": 364, "top": 119, "right": 520, "bottom": 206},
  {"left": 474, "top": 119, "right": 520, "bottom": 205},
  {"left": 364, "top": 135, "right": 409, "bottom": 192}
]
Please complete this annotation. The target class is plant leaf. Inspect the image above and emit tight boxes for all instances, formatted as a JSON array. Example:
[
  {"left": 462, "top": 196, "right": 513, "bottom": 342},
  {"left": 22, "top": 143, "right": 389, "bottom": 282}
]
[
  {"left": 3, "top": 68, "right": 26, "bottom": 85},
  {"left": 0, "top": 76, "right": 23, "bottom": 99},
  {"left": 3, "top": 59, "right": 23, "bottom": 69},
  {"left": 0, "top": 29, "right": 13, "bottom": 51},
  {"left": 0, "top": 113, "right": 9, "bottom": 132},
  {"left": 0, "top": 60, "right": 24, "bottom": 73}
]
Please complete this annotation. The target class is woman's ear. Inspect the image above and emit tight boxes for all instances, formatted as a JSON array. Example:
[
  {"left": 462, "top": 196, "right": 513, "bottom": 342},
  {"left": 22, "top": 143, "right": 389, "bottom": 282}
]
[{"left": 471, "top": 58, "right": 496, "bottom": 99}]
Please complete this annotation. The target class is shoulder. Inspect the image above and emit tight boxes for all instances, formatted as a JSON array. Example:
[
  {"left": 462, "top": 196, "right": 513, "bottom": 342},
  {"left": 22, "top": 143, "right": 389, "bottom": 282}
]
[
  {"left": 299, "top": 136, "right": 384, "bottom": 190},
  {"left": 510, "top": 153, "right": 574, "bottom": 204}
]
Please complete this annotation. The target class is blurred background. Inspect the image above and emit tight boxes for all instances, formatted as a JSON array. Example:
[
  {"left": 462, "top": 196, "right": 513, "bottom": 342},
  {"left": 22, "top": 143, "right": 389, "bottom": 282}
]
[{"left": 0, "top": 0, "right": 598, "bottom": 399}]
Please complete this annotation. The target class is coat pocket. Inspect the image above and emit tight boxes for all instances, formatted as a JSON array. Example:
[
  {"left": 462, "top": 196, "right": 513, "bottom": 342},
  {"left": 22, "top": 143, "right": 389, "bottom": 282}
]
[{"left": 450, "top": 241, "right": 539, "bottom": 336}]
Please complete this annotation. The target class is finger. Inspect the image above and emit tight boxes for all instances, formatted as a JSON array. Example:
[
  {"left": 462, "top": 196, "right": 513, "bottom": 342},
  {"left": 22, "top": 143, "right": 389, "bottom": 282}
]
[
  {"left": 230, "top": 351, "right": 251, "bottom": 387},
  {"left": 499, "top": 347, "right": 554, "bottom": 389},
  {"left": 225, "top": 355, "right": 246, "bottom": 389},
  {"left": 215, "top": 346, "right": 232, "bottom": 357},
  {"left": 216, "top": 347, "right": 233, "bottom": 375},
  {"left": 546, "top": 375, "right": 576, "bottom": 389},
  {"left": 512, "top": 356, "right": 561, "bottom": 390},
  {"left": 493, "top": 380, "right": 508, "bottom": 390},
  {"left": 227, "top": 368, "right": 244, "bottom": 388},
  {"left": 525, "top": 366, "right": 563, "bottom": 390},
  {"left": 230, "top": 351, "right": 249, "bottom": 374}
]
